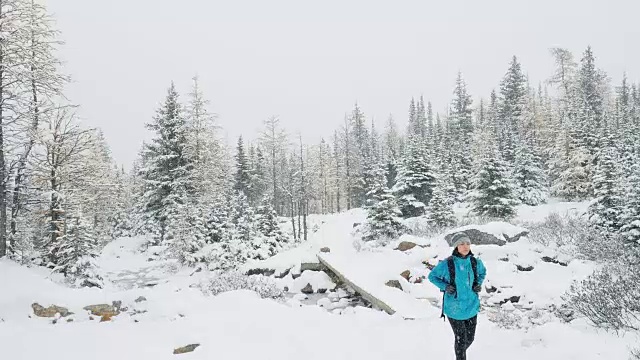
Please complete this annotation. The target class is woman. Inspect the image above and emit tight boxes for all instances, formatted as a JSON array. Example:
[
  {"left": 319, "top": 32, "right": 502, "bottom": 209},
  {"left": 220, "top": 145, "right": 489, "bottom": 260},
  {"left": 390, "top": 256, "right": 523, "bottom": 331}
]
[{"left": 428, "top": 232, "right": 487, "bottom": 360}]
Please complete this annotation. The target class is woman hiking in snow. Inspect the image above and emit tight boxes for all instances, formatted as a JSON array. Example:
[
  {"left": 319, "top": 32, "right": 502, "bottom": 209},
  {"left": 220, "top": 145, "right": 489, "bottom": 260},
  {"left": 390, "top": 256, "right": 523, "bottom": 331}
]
[{"left": 428, "top": 232, "right": 487, "bottom": 360}]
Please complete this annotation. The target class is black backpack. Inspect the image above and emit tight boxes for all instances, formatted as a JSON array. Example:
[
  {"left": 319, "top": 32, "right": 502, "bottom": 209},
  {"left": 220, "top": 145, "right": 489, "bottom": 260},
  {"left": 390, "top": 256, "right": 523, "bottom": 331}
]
[{"left": 440, "top": 255, "right": 478, "bottom": 320}]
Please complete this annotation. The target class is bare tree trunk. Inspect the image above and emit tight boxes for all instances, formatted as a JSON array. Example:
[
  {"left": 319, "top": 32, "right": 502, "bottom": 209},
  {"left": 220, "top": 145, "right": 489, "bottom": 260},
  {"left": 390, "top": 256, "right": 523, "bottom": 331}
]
[
  {"left": 297, "top": 199, "right": 301, "bottom": 241},
  {"left": 303, "top": 199, "right": 308, "bottom": 241},
  {"left": 344, "top": 116, "right": 351, "bottom": 210},
  {"left": 290, "top": 198, "right": 296, "bottom": 240},
  {"left": 9, "top": 57, "right": 41, "bottom": 251},
  {"left": 0, "top": 44, "right": 6, "bottom": 257}
]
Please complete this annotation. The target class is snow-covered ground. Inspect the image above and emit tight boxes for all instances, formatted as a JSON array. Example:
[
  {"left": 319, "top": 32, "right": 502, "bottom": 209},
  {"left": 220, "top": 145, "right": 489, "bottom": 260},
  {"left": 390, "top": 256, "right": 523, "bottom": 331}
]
[{"left": 1, "top": 200, "right": 638, "bottom": 359}]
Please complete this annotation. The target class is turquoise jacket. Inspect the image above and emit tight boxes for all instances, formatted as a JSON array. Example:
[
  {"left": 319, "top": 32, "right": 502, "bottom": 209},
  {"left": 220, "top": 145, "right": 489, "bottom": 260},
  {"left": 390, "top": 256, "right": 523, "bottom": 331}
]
[{"left": 428, "top": 252, "right": 487, "bottom": 320}]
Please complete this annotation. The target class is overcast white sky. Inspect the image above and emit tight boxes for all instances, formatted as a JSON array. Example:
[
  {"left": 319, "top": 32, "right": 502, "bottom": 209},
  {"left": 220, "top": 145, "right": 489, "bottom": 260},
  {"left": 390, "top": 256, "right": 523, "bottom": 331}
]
[{"left": 47, "top": 0, "right": 640, "bottom": 169}]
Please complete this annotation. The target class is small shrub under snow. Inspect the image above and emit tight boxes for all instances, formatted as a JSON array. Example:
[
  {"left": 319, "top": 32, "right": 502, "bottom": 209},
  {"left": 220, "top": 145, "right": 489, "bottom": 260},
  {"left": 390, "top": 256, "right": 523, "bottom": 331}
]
[
  {"left": 200, "top": 270, "right": 285, "bottom": 300},
  {"left": 564, "top": 260, "right": 640, "bottom": 331}
]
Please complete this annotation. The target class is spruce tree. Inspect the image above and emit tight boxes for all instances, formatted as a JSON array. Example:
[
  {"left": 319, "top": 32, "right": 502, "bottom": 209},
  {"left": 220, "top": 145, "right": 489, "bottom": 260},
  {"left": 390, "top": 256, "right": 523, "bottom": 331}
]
[
  {"left": 513, "top": 141, "right": 547, "bottom": 205},
  {"left": 49, "top": 213, "right": 103, "bottom": 288},
  {"left": 255, "top": 197, "right": 288, "bottom": 257},
  {"left": 449, "top": 72, "right": 474, "bottom": 197},
  {"left": 469, "top": 153, "right": 519, "bottom": 219},
  {"left": 140, "top": 82, "right": 195, "bottom": 244},
  {"left": 362, "top": 163, "right": 406, "bottom": 242},
  {"left": 426, "top": 173, "right": 457, "bottom": 227},
  {"left": 621, "top": 162, "right": 640, "bottom": 246},
  {"left": 392, "top": 139, "right": 436, "bottom": 217},
  {"left": 498, "top": 56, "right": 527, "bottom": 163},
  {"left": 234, "top": 136, "right": 251, "bottom": 197},
  {"left": 588, "top": 137, "right": 623, "bottom": 232}
]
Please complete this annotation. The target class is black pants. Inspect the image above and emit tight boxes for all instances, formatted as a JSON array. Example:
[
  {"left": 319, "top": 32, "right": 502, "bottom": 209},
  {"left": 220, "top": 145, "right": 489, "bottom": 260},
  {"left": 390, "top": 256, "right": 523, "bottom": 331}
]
[{"left": 447, "top": 315, "right": 477, "bottom": 360}]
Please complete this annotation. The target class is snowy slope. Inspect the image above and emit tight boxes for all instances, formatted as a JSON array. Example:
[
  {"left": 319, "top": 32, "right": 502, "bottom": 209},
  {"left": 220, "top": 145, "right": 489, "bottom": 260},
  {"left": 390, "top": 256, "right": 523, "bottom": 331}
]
[{"left": 1, "top": 200, "right": 638, "bottom": 359}]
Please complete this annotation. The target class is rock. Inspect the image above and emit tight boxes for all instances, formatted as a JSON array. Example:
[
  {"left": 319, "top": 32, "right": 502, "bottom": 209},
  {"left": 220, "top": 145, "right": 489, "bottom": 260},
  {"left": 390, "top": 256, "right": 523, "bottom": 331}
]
[
  {"left": 385, "top": 280, "right": 402, "bottom": 290},
  {"left": 89, "top": 316, "right": 94, "bottom": 320},
  {"left": 516, "top": 265, "right": 534, "bottom": 272},
  {"left": 66, "top": 318, "right": 74, "bottom": 323},
  {"left": 173, "top": 344, "right": 200, "bottom": 355},
  {"left": 317, "top": 288, "right": 327, "bottom": 294},
  {"left": 135, "top": 296, "right": 147, "bottom": 303},
  {"left": 31, "top": 303, "right": 72, "bottom": 318},
  {"left": 422, "top": 261, "right": 436, "bottom": 270},
  {"left": 498, "top": 295, "right": 521, "bottom": 305},
  {"left": 83, "top": 304, "right": 120, "bottom": 317},
  {"left": 320, "top": 247, "right": 331, "bottom": 253},
  {"left": 445, "top": 223, "right": 529, "bottom": 247},
  {"left": 100, "top": 314, "right": 114, "bottom": 322},
  {"left": 499, "top": 257, "right": 509, "bottom": 262},
  {"left": 275, "top": 268, "right": 291, "bottom": 279},
  {"left": 395, "top": 241, "right": 417, "bottom": 252},
  {"left": 301, "top": 283, "right": 314, "bottom": 294},
  {"left": 486, "top": 285, "right": 498, "bottom": 294},
  {"left": 112, "top": 301, "right": 123, "bottom": 310},
  {"left": 400, "top": 270, "right": 411, "bottom": 280},
  {"left": 541, "top": 256, "right": 568, "bottom": 267},
  {"left": 300, "top": 262, "right": 325, "bottom": 272},
  {"left": 246, "top": 268, "right": 275, "bottom": 276},
  {"left": 353, "top": 222, "right": 361, "bottom": 228}
]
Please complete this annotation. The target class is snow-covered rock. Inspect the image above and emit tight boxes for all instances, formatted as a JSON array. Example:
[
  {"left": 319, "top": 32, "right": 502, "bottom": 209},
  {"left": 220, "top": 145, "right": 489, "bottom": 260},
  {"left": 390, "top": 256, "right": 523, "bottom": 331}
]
[
  {"left": 291, "top": 271, "right": 336, "bottom": 293},
  {"left": 445, "top": 222, "right": 529, "bottom": 246}
]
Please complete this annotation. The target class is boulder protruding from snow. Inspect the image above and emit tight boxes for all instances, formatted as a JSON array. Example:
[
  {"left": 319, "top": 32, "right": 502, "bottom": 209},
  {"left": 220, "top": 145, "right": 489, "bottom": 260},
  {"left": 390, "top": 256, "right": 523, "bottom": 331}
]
[
  {"left": 301, "top": 283, "right": 314, "bottom": 294},
  {"left": 385, "top": 280, "right": 402, "bottom": 290},
  {"left": 245, "top": 268, "right": 276, "bottom": 276},
  {"left": 400, "top": 270, "right": 411, "bottom": 280},
  {"left": 83, "top": 303, "right": 120, "bottom": 317},
  {"left": 516, "top": 265, "right": 534, "bottom": 272},
  {"left": 445, "top": 222, "right": 529, "bottom": 247},
  {"left": 320, "top": 247, "right": 331, "bottom": 253},
  {"left": 173, "top": 344, "right": 200, "bottom": 355},
  {"left": 31, "top": 303, "right": 72, "bottom": 318},
  {"left": 395, "top": 241, "right": 417, "bottom": 252}
]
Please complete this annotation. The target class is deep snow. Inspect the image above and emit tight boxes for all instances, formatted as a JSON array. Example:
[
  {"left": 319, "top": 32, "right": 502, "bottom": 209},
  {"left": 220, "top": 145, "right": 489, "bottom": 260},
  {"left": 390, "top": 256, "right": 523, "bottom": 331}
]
[{"left": 1, "top": 200, "right": 638, "bottom": 359}]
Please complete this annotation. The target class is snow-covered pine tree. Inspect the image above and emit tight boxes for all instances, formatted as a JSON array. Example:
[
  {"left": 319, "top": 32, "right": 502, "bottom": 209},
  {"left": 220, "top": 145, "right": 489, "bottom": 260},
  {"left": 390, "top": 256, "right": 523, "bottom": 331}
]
[
  {"left": 552, "top": 143, "right": 592, "bottom": 201},
  {"left": 255, "top": 197, "right": 288, "bottom": 257},
  {"left": 620, "top": 162, "right": 640, "bottom": 246},
  {"left": 383, "top": 114, "right": 401, "bottom": 189},
  {"left": 426, "top": 172, "right": 457, "bottom": 228},
  {"left": 588, "top": 133, "right": 623, "bottom": 233},
  {"left": 184, "top": 76, "right": 226, "bottom": 205},
  {"left": 349, "top": 103, "right": 370, "bottom": 207},
  {"left": 469, "top": 151, "right": 519, "bottom": 219},
  {"left": 229, "top": 191, "right": 256, "bottom": 262},
  {"left": 49, "top": 212, "right": 103, "bottom": 288},
  {"left": 139, "top": 82, "right": 196, "bottom": 245},
  {"left": 233, "top": 136, "right": 251, "bottom": 197},
  {"left": 513, "top": 140, "right": 548, "bottom": 205},
  {"left": 362, "top": 163, "right": 406, "bottom": 242},
  {"left": 392, "top": 138, "right": 436, "bottom": 217},
  {"left": 417, "top": 96, "right": 428, "bottom": 140},
  {"left": 168, "top": 204, "right": 208, "bottom": 266},
  {"left": 449, "top": 72, "right": 474, "bottom": 198},
  {"left": 498, "top": 56, "right": 527, "bottom": 164}
]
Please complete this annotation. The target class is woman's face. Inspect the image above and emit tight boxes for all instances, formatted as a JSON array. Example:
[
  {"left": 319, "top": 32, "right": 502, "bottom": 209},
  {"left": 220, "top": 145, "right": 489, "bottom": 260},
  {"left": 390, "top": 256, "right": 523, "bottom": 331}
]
[{"left": 457, "top": 241, "right": 471, "bottom": 256}]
